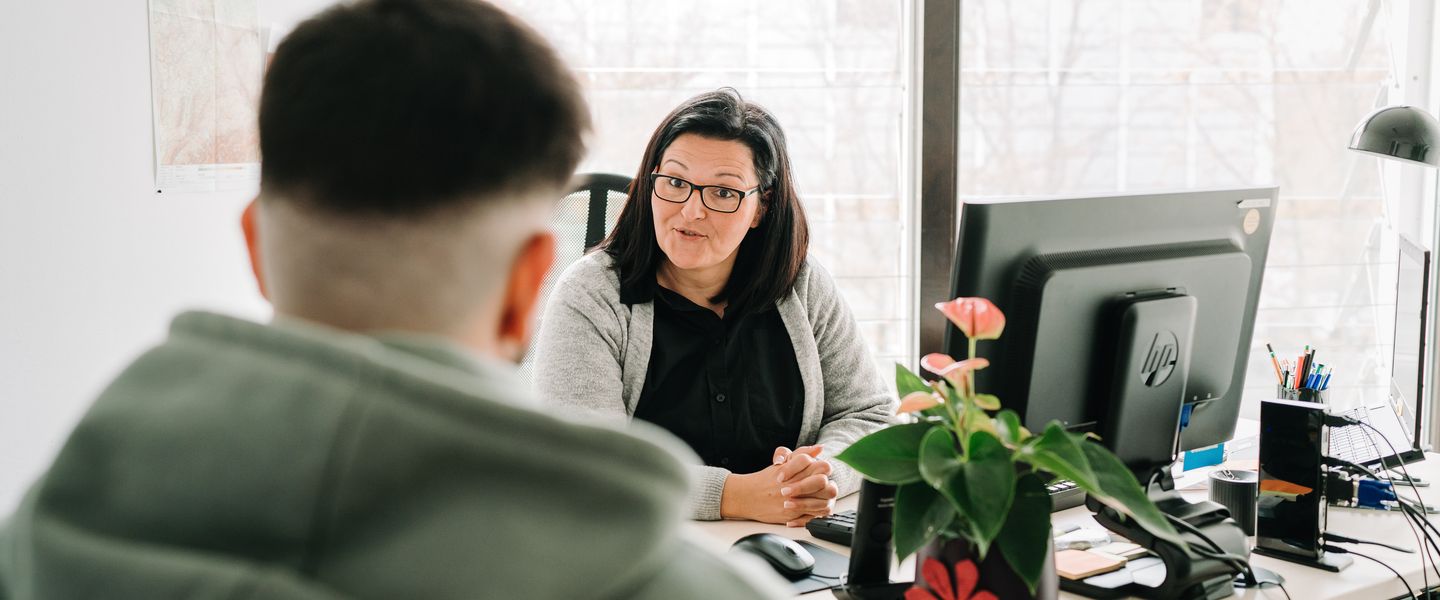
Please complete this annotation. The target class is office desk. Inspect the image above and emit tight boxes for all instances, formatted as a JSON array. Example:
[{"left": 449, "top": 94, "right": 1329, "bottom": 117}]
[{"left": 691, "top": 454, "right": 1440, "bottom": 599}]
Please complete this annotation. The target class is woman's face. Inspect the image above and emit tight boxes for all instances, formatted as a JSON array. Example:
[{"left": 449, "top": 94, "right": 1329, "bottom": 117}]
[{"left": 651, "top": 133, "right": 764, "bottom": 276}]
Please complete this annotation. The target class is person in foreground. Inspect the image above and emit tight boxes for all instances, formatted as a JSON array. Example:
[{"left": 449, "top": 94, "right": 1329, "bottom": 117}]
[
  {"left": 0, "top": 2, "right": 784, "bottom": 598},
  {"left": 533, "top": 90, "right": 897, "bottom": 526}
]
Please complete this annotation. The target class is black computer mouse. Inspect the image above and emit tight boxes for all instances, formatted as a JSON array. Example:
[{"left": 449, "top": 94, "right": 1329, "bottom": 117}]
[{"left": 730, "top": 533, "right": 815, "bottom": 579}]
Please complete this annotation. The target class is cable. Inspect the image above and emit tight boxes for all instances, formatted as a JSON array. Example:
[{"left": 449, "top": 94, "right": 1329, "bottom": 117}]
[
  {"left": 1323, "top": 545, "right": 1418, "bottom": 599},
  {"left": 1327, "top": 453, "right": 1435, "bottom": 593},
  {"left": 1161, "top": 513, "right": 1256, "bottom": 587},
  {"left": 1324, "top": 532, "right": 1415, "bottom": 554},
  {"left": 1396, "top": 500, "right": 1440, "bottom": 583},
  {"left": 1355, "top": 420, "right": 1432, "bottom": 593},
  {"left": 1327, "top": 428, "right": 1433, "bottom": 590},
  {"left": 1358, "top": 419, "right": 1428, "bottom": 514},
  {"left": 1396, "top": 498, "right": 1440, "bottom": 580},
  {"left": 1159, "top": 478, "right": 1293, "bottom": 598}
]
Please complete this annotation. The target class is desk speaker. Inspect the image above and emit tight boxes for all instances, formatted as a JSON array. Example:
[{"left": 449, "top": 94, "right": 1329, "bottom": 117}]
[{"left": 1209, "top": 469, "right": 1257, "bottom": 536}]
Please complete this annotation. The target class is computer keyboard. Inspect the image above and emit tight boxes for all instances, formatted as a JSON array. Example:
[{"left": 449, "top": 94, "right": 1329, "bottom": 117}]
[
  {"left": 1329, "top": 407, "right": 1381, "bottom": 465},
  {"left": 805, "top": 509, "right": 858, "bottom": 546},
  {"left": 806, "top": 479, "right": 1087, "bottom": 547}
]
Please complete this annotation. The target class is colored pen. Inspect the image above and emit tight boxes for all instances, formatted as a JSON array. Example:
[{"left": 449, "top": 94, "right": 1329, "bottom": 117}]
[{"left": 1266, "top": 343, "right": 1284, "bottom": 384}]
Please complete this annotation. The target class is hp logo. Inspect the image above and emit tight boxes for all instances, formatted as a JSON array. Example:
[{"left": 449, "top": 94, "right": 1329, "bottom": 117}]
[{"left": 1141, "top": 331, "right": 1179, "bottom": 388}]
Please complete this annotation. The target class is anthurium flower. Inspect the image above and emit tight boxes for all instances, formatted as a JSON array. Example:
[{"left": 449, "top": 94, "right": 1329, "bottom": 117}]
[
  {"left": 920, "top": 353, "right": 989, "bottom": 387},
  {"left": 898, "top": 391, "right": 942, "bottom": 414},
  {"left": 935, "top": 297, "right": 1006, "bottom": 341},
  {"left": 904, "top": 558, "right": 997, "bottom": 600}
]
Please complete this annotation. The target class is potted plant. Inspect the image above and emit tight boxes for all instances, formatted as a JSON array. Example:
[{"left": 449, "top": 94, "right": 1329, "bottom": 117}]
[{"left": 835, "top": 297, "right": 1189, "bottom": 599}]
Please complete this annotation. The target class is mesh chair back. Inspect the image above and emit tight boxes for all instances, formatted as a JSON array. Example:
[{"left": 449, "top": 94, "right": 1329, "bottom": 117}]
[{"left": 518, "top": 173, "right": 632, "bottom": 383}]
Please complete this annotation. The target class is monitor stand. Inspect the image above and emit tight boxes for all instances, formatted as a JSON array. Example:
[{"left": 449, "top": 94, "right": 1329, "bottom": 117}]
[{"left": 1251, "top": 547, "right": 1352, "bottom": 572}]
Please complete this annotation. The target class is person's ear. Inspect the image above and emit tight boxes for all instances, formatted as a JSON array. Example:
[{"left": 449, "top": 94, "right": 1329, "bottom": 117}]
[
  {"left": 241, "top": 198, "right": 269, "bottom": 300},
  {"left": 496, "top": 230, "right": 556, "bottom": 362},
  {"left": 750, "top": 191, "right": 768, "bottom": 229}
]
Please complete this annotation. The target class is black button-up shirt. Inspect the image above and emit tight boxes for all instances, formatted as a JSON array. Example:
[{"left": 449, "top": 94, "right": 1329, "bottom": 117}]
[{"left": 623, "top": 276, "right": 805, "bottom": 475}]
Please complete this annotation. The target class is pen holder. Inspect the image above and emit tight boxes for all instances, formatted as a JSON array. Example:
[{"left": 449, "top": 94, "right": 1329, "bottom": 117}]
[{"left": 1276, "top": 385, "right": 1327, "bottom": 404}]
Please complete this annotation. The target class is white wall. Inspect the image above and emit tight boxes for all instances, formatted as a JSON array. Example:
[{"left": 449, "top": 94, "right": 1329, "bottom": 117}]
[{"left": 0, "top": 0, "right": 331, "bottom": 513}]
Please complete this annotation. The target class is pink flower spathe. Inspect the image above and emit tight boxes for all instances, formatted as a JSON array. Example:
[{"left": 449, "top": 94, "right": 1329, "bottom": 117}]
[
  {"left": 920, "top": 353, "right": 989, "bottom": 388},
  {"left": 898, "top": 391, "right": 942, "bottom": 414},
  {"left": 935, "top": 297, "right": 1006, "bottom": 341}
]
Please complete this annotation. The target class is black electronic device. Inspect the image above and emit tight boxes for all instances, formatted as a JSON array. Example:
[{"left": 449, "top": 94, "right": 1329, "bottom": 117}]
[
  {"left": 730, "top": 533, "right": 815, "bottom": 580},
  {"left": 830, "top": 480, "right": 911, "bottom": 600},
  {"left": 942, "top": 188, "right": 1276, "bottom": 454},
  {"left": 809, "top": 478, "right": 1087, "bottom": 547},
  {"left": 936, "top": 187, "right": 1279, "bottom": 599},
  {"left": 1253, "top": 398, "right": 1352, "bottom": 572}
]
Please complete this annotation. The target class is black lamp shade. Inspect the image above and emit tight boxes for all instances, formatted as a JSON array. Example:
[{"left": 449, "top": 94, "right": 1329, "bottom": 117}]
[{"left": 1348, "top": 105, "right": 1440, "bottom": 168}]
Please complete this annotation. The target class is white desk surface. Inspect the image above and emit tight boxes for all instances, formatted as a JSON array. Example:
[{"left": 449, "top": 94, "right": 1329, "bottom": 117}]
[{"left": 690, "top": 454, "right": 1440, "bottom": 599}]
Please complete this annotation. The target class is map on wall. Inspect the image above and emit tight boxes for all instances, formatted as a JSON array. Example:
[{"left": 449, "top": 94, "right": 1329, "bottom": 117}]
[{"left": 148, "top": 0, "right": 264, "bottom": 193}]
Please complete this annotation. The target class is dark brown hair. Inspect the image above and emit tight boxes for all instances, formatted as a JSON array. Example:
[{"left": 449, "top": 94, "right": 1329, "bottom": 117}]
[
  {"left": 259, "top": 0, "right": 588, "bottom": 216},
  {"left": 600, "top": 89, "right": 809, "bottom": 314}
]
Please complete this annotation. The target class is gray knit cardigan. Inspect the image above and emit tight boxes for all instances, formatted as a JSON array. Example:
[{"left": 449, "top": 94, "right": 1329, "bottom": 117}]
[{"left": 532, "top": 252, "right": 898, "bottom": 520}]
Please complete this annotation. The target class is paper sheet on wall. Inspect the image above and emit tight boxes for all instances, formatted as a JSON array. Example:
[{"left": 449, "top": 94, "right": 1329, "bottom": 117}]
[{"left": 148, "top": 0, "right": 264, "bottom": 193}]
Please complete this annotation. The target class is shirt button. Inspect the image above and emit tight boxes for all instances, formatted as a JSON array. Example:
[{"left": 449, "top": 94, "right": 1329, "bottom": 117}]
[
  {"left": 713, "top": 338, "right": 722, "bottom": 346},
  {"left": 715, "top": 393, "right": 727, "bottom": 403},
  {"left": 720, "top": 457, "right": 731, "bottom": 466}
]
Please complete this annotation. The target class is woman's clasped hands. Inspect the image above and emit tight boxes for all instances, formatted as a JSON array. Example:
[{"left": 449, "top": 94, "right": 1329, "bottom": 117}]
[{"left": 719, "top": 444, "right": 839, "bottom": 527}]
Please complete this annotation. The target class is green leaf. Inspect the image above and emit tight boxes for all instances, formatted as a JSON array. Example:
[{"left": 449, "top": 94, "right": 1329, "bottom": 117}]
[
  {"left": 962, "top": 405, "right": 997, "bottom": 438},
  {"left": 973, "top": 393, "right": 1001, "bottom": 411},
  {"left": 948, "top": 431, "right": 1015, "bottom": 556},
  {"left": 1078, "top": 442, "right": 1188, "bottom": 550},
  {"left": 1016, "top": 422, "right": 1097, "bottom": 490},
  {"left": 998, "top": 473, "right": 1053, "bottom": 595},
  {"left": 919, "top": 427, "right": 962, "bottom": 488},
  {"left": 896, "top": 363, "right": 931, "bottom": 396},
  {"left": 835, "top": 422, "right": 934, "bottom": 484},
  {"left": 893, "top": 481, "right": 956, "bottom": 560},
  {"left": 995, "top": 410, "right": 1028, "bottom": 446}
]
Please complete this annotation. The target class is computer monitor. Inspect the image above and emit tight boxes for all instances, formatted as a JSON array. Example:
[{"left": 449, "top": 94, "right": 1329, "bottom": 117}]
[
  {"left": 944, "top": 187, "right": 1277, "bottom": 473},
  {"left": 1387, "top": 233, "right": 1428, "bottom": 457}
]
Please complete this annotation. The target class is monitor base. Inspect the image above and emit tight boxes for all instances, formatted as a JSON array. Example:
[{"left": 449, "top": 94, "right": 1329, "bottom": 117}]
[{"left": 1251, "top": 547, "right": 1352, "bottom": 572}]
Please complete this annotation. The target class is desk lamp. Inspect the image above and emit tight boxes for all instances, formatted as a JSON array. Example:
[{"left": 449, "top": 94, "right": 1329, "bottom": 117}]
[
  {"left": 1349, "top": 104, "right": 1440, "bottom": 459},
  {"left": 1349, "top": 105, "right": 1440, "bottom": 168}
]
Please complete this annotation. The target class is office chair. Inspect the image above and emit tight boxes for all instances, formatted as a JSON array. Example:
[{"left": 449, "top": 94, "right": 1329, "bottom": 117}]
[
  {"left": 570, "top": 173, "right": 632, "bottom": 252},
  {"left": 518, "top": 173, "right": 632, "bottom": 383}
]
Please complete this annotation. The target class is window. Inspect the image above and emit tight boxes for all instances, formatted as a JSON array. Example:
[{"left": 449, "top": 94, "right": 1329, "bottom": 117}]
[
  {"left": 957, "top": 0, "right": 1410, "bottom": 418},
  {"left": 500, "top": 0, "right": 918, "bottom": 375}
]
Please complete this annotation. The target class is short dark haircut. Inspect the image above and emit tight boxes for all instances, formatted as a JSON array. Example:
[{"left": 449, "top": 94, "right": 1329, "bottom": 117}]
[
  {"left": 601, "top": 89, "right": 809, "bottom": 314},
  {"left": 258, "top": 0, "right": 588, "bottom": 216}
]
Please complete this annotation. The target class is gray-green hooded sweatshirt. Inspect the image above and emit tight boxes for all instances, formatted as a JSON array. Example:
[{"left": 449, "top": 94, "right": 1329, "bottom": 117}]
[{"left": 0, "top": 311, "right": 784, "bottom": 599}]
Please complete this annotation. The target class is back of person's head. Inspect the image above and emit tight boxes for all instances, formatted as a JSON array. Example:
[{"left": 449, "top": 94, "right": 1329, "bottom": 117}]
[{"left": 247, "top": 0, "right": 589, "bottom": 356}]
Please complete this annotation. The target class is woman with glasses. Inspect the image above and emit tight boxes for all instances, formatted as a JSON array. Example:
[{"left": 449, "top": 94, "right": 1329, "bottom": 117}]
[{"left": 532, "top": 89, "right": 895, "bottom": 526}]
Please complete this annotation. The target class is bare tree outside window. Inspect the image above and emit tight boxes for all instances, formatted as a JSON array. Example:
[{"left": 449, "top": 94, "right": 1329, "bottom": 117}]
[
  {"left": 498, "top": 0, "right": 916, "bottom": 378},
  {"left": 959, "top": 0, "right": 1398, "bottom": 418},
  {"left": 499, "top": 0, "right": 1399, "bottom": 418}
]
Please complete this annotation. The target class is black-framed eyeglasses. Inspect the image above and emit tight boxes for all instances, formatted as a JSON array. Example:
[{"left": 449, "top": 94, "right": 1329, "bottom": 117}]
[{"left": 648, "top": 172, "right": 759, "bottom": 214}]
